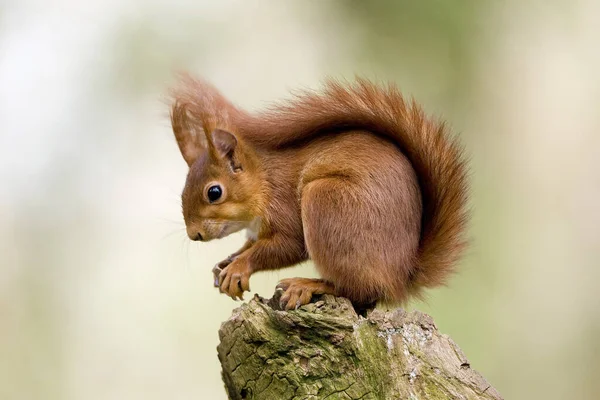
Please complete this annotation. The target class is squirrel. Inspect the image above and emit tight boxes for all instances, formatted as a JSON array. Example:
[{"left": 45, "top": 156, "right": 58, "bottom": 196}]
[{"left": 169, "top": 75, "right": 469, "bottom": 310}]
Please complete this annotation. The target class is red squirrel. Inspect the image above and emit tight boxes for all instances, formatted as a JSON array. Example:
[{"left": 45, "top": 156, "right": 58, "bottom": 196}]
[{"left": 169, "top": 75, "right": 469, "bottom": 310}]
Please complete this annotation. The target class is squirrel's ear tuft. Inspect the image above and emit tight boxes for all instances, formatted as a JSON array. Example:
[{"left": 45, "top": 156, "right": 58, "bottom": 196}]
[
  {"left": 170, "top": 101, "right": 207, "bottom": 167},
  {"left": 211, "top": 129, "right": 238, "bottom": 159}
]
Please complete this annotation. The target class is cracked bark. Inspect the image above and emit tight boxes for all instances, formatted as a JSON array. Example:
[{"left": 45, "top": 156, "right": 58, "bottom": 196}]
[{"left": 217, "top": 291, "right": 503, "bottom": 400}]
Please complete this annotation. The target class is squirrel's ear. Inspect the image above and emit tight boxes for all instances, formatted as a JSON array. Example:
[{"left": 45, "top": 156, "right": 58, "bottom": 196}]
[
  {"left": 170, "top": 102, "right": 205, "bottom": 167},
  {"left": 210, "top": 129, "right": 238, "bottom": 159}
]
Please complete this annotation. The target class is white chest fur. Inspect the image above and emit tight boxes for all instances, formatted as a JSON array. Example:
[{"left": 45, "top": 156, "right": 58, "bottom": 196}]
[{"left": 246, "top": 217, "right": 262, "bottom": 241}]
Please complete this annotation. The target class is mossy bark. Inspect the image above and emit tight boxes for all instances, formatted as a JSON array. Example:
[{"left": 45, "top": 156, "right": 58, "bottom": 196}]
[{"left": 217, "top": 291, "right": 502, "bottom": 400}]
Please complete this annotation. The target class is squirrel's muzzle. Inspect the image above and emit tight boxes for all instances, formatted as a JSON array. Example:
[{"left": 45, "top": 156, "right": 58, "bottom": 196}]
[{"left": 187, "top": 225, "right": 205, "bottom": 241}]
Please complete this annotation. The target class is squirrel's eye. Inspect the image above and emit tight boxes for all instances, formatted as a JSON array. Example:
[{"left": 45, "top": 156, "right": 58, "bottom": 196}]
[{"left": 207, "top": 185, "right": 223, "bottom": 203}]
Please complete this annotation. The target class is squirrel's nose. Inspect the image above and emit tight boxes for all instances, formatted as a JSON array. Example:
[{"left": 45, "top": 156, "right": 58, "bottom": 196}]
[
  {"left": 186, "top": 224, "right": 205, "bottom": 241},
  {"left": 187, "top": 229, "right": 203, "bottom": 241}
]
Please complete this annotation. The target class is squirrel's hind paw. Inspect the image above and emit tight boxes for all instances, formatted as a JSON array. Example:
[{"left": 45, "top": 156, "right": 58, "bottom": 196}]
[{"left": 276, "top": 278, "right": 336, "bottom": 311}]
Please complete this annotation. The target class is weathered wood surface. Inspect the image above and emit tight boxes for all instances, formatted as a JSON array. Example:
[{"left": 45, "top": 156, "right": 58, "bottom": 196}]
[{"left": 217, "top": 291, "right": 502, "bottom": 400}]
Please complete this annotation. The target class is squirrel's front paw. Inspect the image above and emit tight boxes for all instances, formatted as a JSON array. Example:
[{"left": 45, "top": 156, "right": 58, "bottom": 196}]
[
  {"left": 212, "top": 257, "right": 234, "bottom": 287},
  {"left": 217, "top": 259, "right": 251, "bottom": 300}
]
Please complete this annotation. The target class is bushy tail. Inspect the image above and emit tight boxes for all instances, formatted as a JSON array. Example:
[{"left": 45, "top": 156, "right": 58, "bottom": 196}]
[
  {"left": 240, "top": 78, "right": 470, "bottom": 292},
  {"left": 171, "top": 77, "right": 469, "bottom": 292}
]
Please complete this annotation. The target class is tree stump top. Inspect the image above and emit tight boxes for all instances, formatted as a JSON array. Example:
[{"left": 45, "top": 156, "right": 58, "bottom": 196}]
[{"left": 217, "top": 291, "right": 502, "bottom": 400}]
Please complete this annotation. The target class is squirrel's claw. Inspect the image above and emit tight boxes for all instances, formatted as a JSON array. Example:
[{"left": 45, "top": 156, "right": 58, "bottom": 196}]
[{"left": 212, "top": 264, "right": 223, "bottom": 287}]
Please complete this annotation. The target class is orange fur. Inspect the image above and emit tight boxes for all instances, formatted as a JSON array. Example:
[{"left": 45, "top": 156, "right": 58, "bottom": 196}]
[{"left": 169, "top": 76, "right": 469, "bottom": 308}]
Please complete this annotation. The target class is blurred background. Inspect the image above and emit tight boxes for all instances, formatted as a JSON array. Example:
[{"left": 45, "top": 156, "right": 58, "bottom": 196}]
[{"left": 1, "top": 0, "right": 599, "bottom": 399}]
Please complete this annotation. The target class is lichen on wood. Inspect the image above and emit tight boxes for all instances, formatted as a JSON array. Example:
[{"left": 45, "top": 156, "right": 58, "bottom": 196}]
[{"left": 217, "top": 291, "right": 502, "bottom": 400}]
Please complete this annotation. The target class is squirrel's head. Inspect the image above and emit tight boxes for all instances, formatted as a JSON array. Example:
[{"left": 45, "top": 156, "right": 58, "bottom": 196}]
[{"left": 171, "top": 102, "right": 263, "bottom": 242}]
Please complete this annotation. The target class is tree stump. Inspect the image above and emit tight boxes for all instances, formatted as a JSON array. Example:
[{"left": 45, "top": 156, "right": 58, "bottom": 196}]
[{"left": 217, "top": 291, "right": 502, "bottom": 400}]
